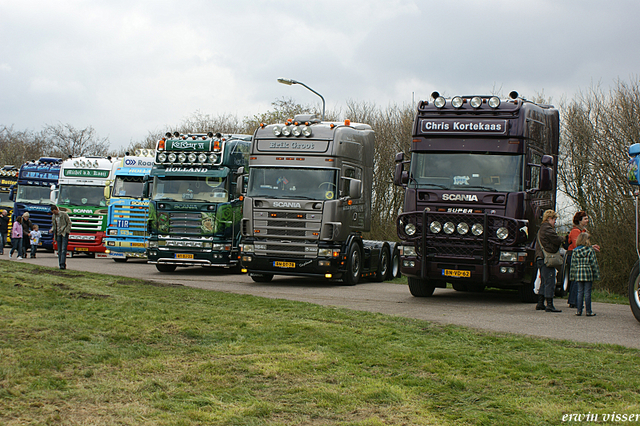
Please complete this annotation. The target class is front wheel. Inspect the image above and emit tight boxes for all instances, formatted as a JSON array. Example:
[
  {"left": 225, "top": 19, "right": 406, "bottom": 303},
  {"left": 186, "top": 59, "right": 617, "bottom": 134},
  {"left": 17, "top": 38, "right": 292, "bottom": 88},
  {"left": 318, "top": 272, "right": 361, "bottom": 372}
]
[
  {"left": 113, "top": 258, "right": 128, "bottom": 263},
  {"left": 251, "top": 273, "right": 274, "bottom": 283},
  {"left": 343, "top": 243, "right": 362, "bottom": 286},
  {"left": 628, "top": 260, "right": 640, "bottom": 322},
  {"left": 156, "top": 264, "right": 177, "bottom": 273},
  {"left": 408, "top": 277, "right": 435, "bottom": 297}
]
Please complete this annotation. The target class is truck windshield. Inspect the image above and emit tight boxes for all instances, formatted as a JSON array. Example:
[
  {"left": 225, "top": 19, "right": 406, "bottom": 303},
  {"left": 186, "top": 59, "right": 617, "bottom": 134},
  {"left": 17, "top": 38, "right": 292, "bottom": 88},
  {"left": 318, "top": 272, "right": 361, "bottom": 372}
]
[
  {"left": 151, "top": 176, "right": 229, "bottom": 203},
  {"left": 112, "top": 176, "right": 144, "bottom": 198},
  {"left": 59, "top": 185, "right": 107, "bottom": 207},
  {"left": 410, "top": 153, "right": 524, "bottom": 192},
  {"left": 247, "top": 168, "right": 338, "bottom": 200},
  {"left": 16, "top": 185, "right": 52, "bottom": 203}
]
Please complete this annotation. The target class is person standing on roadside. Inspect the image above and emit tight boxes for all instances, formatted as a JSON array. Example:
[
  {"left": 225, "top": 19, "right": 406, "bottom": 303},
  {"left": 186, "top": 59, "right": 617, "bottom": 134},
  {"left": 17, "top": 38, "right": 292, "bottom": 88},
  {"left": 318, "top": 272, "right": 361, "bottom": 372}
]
[
  {"left": 10, "top": 216, "right": 23, "bottom": 259},
  {"left": 0, "top": 209, "right": 9, "bottom": 255},
  {"left": 566, "top": 211, "right": 601, "bottom": 308},
  {"left": 570, "top": 232, "right": 600, "bottom": 316},
  {"left": 50, "top": 205, "right": 72, "bottom": 269},
  {"left": 21, "top": 212, "right": 33, "bottom": 258},
  {"left": 535, "top": 209, "right": 567, "bottom": 312},
  {"left": 29, "top": 224, "right": 41, "bottom": 258}
]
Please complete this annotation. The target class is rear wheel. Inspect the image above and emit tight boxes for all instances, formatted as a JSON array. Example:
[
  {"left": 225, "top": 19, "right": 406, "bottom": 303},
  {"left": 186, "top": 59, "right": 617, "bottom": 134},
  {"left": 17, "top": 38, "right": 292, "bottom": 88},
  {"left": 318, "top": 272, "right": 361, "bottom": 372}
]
[
  {"left": 156, "top": 264, "right": 177, "bottom": 273},
  {"left": 390, "top": 246, "right": 401, "bottom": 279},
  {"left": 628, "top": 260, "right": 640, "bottom": 322},
  {"left": 343, "top": 243, "right": 362, "bottom": 286},
  {"left": 408, "top": 277, "right": 435, "bottom": 297},
  {"left": 374, "top": 245, "right": 390, "bottom": 282},
  {"left": 113, "top": 258, "right": 128, "bottom": 263}
]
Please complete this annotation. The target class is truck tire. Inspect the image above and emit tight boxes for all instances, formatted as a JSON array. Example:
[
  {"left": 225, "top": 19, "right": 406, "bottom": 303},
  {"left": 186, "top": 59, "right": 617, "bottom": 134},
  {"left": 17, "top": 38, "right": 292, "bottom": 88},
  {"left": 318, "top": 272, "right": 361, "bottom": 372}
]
[
  {"left": 343, "top": 243, "right": 362, "bottom": 286},
  {"left": 251, "top": 273, "right": 274, "bottom": 283},
  {"left": 408, "top": 277, "right": 435, "bottom": 297},
  {"left": 156, "top": 264, "right": 177, "bottom": 273},
  {"left": 518, "top": 265, "right": 538, "bottom": 303},
  {"left": 390, "top": 246, "right": 401, "bottom": 279},
  {"left": 374, "top": 245, "right": 390, "bottom": 282},
  {"left": 628, "top": 260, "right": 640, "bottom": 323},
  {"left": 113, "top": 258, "right": 128, "bottom": 263}
]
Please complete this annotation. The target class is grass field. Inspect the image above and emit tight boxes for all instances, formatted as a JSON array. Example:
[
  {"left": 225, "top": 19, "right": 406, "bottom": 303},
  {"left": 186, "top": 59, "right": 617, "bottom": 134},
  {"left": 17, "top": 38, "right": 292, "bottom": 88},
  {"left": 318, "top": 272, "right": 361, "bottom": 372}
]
[{"left": 1, "top": 260, "right": 639, "bottom": 425}]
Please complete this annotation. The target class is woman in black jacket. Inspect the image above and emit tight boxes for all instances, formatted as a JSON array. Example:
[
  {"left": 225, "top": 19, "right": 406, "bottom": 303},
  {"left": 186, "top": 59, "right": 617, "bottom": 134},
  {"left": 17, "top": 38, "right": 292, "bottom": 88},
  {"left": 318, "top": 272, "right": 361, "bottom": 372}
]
[{"left": 535, "top": 209, "right": 567, "bottom": 312}]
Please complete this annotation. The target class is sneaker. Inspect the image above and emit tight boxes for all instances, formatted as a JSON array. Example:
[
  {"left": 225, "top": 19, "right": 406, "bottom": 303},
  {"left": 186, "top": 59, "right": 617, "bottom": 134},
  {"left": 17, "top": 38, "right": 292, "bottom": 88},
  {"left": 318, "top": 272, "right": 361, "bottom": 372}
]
[
  {"left": 586, "top": 312, "right": 596, "bottom": 317},
  {"left": 576, "top": 311, "right": 582, "bottom": 316},
  {"left": 9, "top": 252, "right": 12, "bottom": 258},
  {"left": 17, "top": 256, "right": 22, "bottom": 260}
]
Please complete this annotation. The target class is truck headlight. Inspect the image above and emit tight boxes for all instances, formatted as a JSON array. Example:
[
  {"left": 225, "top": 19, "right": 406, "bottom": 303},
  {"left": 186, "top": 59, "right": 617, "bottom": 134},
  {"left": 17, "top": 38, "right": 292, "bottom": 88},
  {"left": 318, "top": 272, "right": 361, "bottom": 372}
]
[
  {"left": 430, "top": 221, "right": 442, "bottom": 234},
  {"left": 148, "top": 241, "right": 159, "bottom": 248},
  {"left": 400, "top": 245, "right": 417, "bottom": 256},
  {"left": 405, "top": 223, "right": 417, "bottom": 236},
  {"left": 242, "top": 244, "right": 254, "bottom": 253},
  {"left": 496, "top": 227, "right": 509, "bottom": 240},
  {"left": 500, "top": 252, "right": 518, "bottom": 262}
]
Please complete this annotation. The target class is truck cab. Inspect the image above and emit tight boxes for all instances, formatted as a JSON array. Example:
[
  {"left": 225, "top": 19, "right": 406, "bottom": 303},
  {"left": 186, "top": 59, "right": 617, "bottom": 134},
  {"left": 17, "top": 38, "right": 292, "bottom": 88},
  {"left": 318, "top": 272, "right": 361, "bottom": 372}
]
[
  {"left": 394, "top": 92, "right": 559, "bottom": 301},
  {"left": 240, "top": 115, "right": 394, "bottom": 284}
]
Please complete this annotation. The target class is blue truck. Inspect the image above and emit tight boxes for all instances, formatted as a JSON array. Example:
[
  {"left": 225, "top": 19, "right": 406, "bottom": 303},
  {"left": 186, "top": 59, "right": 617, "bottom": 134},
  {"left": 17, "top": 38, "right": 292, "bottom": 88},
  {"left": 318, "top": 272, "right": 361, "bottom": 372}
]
[
  {"left": 10, "top": 158, "right": 62, "bottom": 250},
  {"left": 103, "top": 151, "right": 154, "bottom": 262}
]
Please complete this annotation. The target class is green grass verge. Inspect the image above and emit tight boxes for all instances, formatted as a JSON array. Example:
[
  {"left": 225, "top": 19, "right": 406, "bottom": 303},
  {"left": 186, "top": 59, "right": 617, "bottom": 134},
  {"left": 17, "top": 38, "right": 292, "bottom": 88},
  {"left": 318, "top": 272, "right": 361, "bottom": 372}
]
[{"left": 1, "top": 260, "right": 638, "bottom": 425}]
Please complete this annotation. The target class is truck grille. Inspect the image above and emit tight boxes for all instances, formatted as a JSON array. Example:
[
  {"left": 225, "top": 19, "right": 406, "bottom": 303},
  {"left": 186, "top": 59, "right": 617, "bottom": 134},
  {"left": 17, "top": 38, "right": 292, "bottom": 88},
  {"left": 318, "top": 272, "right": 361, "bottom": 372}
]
[
  {"left": 251, "top": 208, "right": 322, "bottom": 257},
  {"left": 69, "top": 214, "right": 105, "bottom": 232},
  {"left": 397, "top": 211, "right": 522, "bottom": 261}
]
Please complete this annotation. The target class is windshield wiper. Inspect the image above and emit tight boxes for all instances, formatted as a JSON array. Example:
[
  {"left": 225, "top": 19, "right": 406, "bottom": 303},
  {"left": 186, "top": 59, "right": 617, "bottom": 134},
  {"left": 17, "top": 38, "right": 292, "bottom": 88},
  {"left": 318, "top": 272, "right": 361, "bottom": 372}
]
[
  {"left": 416, "top": 183, "right": 449, "bottom": 190},
  {"left": 461, "top": 185, "right": 498, "bottom": 192}
]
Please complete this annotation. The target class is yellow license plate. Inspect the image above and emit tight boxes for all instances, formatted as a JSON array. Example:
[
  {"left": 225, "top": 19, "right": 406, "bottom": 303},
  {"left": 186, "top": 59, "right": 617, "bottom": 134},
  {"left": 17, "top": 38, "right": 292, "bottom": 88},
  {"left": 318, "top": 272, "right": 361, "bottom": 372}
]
[
  {"left": 131, "top": 243, "right": 145, "bottom": 247},
  {"left": 75, "top": 247, "right": 89, "bottom": 252},
  {"left": 176, "top": 254, "right": 194, "bottom": 259},
  {"left": 274, "top": 261, "right": 296, "bottom": 268},
  {"left": 443, "top": 269, "right": 471, "bottom": 278}
]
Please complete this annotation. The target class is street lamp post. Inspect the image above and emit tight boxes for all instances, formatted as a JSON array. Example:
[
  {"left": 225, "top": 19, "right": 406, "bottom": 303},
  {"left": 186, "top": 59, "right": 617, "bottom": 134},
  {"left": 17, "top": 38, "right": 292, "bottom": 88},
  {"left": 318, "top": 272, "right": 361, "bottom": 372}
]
[{"left": 277, "top": 78, "right": 325, "bottom": 121}]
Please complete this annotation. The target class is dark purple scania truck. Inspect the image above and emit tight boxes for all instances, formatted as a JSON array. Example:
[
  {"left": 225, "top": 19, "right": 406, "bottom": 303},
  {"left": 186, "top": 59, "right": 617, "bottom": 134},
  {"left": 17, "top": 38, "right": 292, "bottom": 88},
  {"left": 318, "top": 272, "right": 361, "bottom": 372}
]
[{"left": 394, "top": 92, "right": 559, "bottom": 301}]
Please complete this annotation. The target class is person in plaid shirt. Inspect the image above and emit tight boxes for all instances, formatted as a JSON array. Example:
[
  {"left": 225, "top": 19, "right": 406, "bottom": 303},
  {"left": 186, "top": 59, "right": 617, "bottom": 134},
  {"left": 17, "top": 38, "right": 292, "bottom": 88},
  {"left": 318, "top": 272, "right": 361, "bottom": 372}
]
[{"left": 569, "top": 232, "right": 600, "bottom": 316}]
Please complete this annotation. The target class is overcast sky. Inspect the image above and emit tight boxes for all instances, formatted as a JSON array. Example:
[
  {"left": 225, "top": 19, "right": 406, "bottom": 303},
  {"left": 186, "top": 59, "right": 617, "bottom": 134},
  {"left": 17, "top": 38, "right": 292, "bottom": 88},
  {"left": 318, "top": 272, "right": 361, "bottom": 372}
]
[{"left": 1, "top": 0, "right": 639, "bottom": 151}]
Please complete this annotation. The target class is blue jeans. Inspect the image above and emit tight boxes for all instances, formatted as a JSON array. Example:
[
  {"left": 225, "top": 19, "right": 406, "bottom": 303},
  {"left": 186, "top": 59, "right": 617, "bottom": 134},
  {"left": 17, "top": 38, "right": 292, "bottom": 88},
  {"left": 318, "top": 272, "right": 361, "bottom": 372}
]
[
  {"left": 10, "top": 237, "right": 23, "bottom": 257},
  {"left": 56, "top": 234, "right": 69, "bottom": 268},
  {"left": 0, "top": 231, "right": 6, "bottom": 254},
  {"left": 576, "top": 281, "right": 593, "bottom": 314},
  {"left": 537, "top": 259, "right": 556, "bottom": 298}
]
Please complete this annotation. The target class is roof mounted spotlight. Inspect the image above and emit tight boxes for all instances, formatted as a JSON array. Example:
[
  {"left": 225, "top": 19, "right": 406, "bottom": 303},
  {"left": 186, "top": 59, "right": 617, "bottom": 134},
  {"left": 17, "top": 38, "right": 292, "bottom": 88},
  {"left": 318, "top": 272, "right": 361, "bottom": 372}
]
[
  {"left": 207, "top": 132, "right": 214, "bottom": 138},
  {"left": 431, "top": 91, "right": 440, "bottom": 99},
  {"left": 509, "top": 91, "right": 519, "bottom": 99},
  {"left": 173, "top": 131, "right": 180, "bottom": 137},
  {"left": 165, "top": 132, "right": 172, "bottom": 138},
  {"left": 451, "top": 96, "right": 464, "bottom": 108},
  {"left": 216, "top": 132, "right": 222, "bottom": 139},
  {"left": 488, "top": 96, "right": 501, "bottom": 108},
  {"left": 470, "top": 96, "right": 483, "bottom": 108}
]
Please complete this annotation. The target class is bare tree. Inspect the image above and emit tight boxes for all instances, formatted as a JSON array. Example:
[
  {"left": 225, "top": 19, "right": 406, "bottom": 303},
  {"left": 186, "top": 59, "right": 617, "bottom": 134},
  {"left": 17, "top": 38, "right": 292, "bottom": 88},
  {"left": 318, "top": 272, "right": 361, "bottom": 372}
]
[
  {"left": 559, "top": 78, "right": 640, "bottom": 293},
  {"left": 43, "top": 123, "right": 110, "bottom": 159},
  {"left": 0, "top": 125, "right": 47, "bottom": 166}
]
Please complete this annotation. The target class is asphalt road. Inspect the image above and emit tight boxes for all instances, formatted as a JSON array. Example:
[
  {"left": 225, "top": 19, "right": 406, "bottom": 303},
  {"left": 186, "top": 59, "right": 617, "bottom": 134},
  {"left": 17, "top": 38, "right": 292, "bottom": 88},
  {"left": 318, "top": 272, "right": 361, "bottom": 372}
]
[{"left": 5, "top": 251, "right": 640, "bottom": 350}]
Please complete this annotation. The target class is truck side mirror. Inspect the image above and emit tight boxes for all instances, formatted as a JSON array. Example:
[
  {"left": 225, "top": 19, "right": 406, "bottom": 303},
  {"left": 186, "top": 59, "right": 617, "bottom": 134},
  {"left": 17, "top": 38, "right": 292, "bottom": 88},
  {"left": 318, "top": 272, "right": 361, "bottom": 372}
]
[
  {"left": 540, "top": 167, "right": 552, "bottom": 191},
  {"left": 394, "top": 163, "right": 409, "bottom": 186},
  {"left": 541, "top": 155, "right": 554, "bottom": 167},
  {"left": 349, "top": 179, "right": 362, "bottom": 199},
  {"left": 9, "top": 186, "right": 15, "bottom": 202},
  {"left": 50, "top": 189, "right": 59, "bottom": 204},
  {"left": 141, "top": 175, "right": 150, "bottom": 199},
  {"left": 104, "top": 181, "right": 112, "bottom": 200},
  {"left": 395, "top": 152, "right": 404, "bottom": 163}
]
